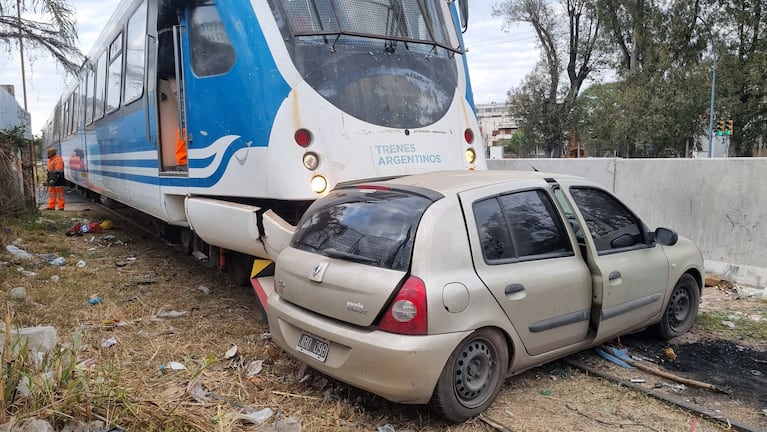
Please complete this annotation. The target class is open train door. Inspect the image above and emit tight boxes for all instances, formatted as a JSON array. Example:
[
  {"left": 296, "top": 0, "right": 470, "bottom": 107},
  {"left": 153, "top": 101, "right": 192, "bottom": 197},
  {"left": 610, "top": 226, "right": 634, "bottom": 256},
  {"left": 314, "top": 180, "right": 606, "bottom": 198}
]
[{"left": 155, "top": 0, "right": 189, "bottom": 174}]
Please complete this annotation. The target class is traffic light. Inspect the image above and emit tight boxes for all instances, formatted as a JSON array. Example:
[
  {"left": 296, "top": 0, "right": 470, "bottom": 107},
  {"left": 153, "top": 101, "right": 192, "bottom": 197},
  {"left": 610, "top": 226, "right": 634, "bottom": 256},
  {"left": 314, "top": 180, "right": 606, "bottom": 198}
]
[
  {"left": 725, "top": 119, "right": 734, "bottom": 136},
  {"left": 715, "top": 121, "right": 725, "bottom": 136}
]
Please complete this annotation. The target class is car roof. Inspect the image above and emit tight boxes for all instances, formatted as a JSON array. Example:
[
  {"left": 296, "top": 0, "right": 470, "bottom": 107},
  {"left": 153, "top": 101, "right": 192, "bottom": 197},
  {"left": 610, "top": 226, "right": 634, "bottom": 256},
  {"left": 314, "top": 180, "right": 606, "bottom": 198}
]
[{"left": 353, "top": 170, "right": 587, "bottom": 196}]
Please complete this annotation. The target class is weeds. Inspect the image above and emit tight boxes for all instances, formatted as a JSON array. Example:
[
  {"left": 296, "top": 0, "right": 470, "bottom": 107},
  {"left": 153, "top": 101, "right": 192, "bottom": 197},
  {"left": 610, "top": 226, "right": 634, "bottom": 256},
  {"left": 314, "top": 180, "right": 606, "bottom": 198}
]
[{"left": 696, "top": 309, "right": 767, "bottom": 340}]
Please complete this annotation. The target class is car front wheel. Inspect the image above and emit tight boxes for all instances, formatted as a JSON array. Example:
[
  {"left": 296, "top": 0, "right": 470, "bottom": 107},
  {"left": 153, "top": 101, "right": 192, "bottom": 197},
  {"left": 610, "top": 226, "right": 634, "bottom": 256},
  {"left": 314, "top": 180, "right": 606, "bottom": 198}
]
[
  {"left": 655, "top": 274, "right": 700, "bottom": 339},
  {"left": 430, "top": 328, "right": 508, "bottom": 422}
]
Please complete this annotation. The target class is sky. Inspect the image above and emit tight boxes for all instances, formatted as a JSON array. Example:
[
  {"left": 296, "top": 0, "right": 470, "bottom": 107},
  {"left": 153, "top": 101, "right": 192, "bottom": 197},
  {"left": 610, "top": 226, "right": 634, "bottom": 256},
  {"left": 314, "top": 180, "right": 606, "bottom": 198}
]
[{"left": 0, "top": 0, "right": 539, "bottom": 135}]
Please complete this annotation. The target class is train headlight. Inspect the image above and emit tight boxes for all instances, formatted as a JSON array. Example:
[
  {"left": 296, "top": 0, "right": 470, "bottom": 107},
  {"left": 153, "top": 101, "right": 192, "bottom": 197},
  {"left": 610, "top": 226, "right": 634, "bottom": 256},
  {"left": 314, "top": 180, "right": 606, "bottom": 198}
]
[
  {"left": 310, "top": 175, "right": 328, "bottom": 194},
  {"left": 303, "top": 152, "right": 319, "bottom": 170},
  {"left": 465, "top": 147, "right": 477, "bottom": 164}
]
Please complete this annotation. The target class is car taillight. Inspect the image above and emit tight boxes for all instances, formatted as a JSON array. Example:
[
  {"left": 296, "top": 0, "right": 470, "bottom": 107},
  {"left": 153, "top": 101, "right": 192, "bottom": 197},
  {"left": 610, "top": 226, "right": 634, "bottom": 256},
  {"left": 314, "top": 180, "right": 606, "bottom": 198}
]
[{"left": 378, "top": 276, "right": 427, "bottom": 335}]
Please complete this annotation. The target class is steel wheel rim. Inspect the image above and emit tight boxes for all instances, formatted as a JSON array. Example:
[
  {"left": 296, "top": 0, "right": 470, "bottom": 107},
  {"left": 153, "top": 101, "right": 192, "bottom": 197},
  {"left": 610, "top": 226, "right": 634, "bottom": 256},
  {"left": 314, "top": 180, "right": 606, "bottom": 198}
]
[
  {"left": 453, "top": 338, "right": 497, "bottom": 408},
  {"left": 667, "top": 285, "right": 691, "bottom": 331}
]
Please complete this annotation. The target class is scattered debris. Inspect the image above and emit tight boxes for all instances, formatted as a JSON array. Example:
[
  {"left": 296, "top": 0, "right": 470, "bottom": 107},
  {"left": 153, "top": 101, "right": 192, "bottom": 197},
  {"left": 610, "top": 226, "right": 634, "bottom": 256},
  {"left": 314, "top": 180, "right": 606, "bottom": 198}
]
[
  {"left": 600, "top": 345, "right": 730, "bottom": 394},
  {"left": 77, "top": 260, "right": 86, "bottom": 268},
  {"left": 100, "top": 337, "right": 117, "bottom": 348},
  {"left": 16, "top": 266, "right": 37, "bottom": 277},
  {"left": 223, "top": 408, "right": 274, "bottom": 425},
  {"left": 49, "top": 275, "right": 60, "bottom": 283},
  {"left": 188, "top": 381, "right": 211, "bottom": 403},
  {"left": 256, "top": 416, "right": 301, "bottom": 432},
  {"left": 156, "top": 308, "right": 187, "bottom": 318},
  {"left": 704, "top": 274, "right": 723, "bottom": 287},
  {"left": 225, "top": 344, "right": 238, "bottom": 359},
  {"left": 246, "top": 360, "right": 264, "bottom": 377},
  {"left": 10, "top": 286, "right": 27, "bottom": 300},
  {"left": 721, "top": 320, "right": 736, "bottom": 329},
  {"left": 88, "top": 295, "right": 103, "bottom": 305},
  {"left": 539, "top": 389, "right": 553, "bottom": 396},
  {"left": 6, "top": 244, "right": 34, "bottom": 260},
  {"left": 197, "top": 285, "right": 210, "bottom": 295},
  {"left": 656, "top": 381, "right": 687, "bottom": 391},
  {"left": 663, "top": 347, "right": 676, "bottom": 361},
  {"left": 159, "top": 361, "right": 187, "bottom": 372},
  {"left": 38, "top": 254, "right": 66, "bottom": 266},
  {"left": 478, "top": 413, "right": 513, "bottom": 432}
]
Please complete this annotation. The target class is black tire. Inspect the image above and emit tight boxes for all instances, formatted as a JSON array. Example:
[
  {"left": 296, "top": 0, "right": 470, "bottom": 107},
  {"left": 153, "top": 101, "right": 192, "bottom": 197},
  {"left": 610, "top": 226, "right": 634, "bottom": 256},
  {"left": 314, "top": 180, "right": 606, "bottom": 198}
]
[
  {"left": 654, "top": 274, "right": 700, "bottom": 339},
  {"left": 228, "top": 251, "right": 254, "bottom": 287},
  {"left": 430, "top": 328, "right": 508, "bottom": 423}
]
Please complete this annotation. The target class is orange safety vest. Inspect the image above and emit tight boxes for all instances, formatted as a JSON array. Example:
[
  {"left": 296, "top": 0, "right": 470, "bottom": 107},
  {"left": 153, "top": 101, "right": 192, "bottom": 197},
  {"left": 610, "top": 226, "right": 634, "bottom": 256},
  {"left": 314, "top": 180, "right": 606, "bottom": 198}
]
[{"left": 176, "top": 128, "right": 188, "bottom": 166}]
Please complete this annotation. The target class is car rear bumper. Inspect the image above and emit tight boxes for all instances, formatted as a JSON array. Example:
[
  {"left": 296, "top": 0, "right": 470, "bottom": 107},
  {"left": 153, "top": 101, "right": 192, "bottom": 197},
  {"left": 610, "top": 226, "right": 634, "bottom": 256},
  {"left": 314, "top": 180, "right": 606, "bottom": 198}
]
[{"left": 267, "top": 294, "right": 470, "bottom": 404}]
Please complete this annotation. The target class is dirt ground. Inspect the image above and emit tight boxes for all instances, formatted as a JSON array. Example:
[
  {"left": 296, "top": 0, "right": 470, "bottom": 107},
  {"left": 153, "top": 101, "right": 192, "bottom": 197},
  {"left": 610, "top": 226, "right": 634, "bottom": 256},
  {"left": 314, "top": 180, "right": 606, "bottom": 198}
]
[{"left": 1, "top": 198, "right": 765, "bottom": 431}]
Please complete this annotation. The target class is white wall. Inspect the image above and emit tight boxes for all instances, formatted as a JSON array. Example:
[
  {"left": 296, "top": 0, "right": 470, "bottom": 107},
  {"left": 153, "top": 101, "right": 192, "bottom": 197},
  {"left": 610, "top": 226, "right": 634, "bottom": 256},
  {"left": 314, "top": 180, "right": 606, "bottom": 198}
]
[
  {"left": 488, "top": 158, "right": 767, "bottom": 288},
  {"left": 0, "top": 86, "right": 32, "bottom": 138}
]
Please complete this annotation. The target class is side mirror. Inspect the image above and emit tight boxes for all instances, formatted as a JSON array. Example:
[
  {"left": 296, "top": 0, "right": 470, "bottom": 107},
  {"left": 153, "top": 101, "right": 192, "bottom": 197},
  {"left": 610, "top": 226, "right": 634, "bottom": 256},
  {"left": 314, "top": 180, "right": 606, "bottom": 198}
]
[{"left": 654, "top": 227, "right": 678, "bottom": 246}]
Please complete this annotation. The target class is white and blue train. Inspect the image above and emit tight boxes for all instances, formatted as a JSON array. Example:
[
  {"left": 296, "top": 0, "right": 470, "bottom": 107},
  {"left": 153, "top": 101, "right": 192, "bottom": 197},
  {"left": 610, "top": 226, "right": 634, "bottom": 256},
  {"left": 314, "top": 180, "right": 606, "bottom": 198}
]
[{"left": 44, "top": 0, "right": 486, "bottom": 290}]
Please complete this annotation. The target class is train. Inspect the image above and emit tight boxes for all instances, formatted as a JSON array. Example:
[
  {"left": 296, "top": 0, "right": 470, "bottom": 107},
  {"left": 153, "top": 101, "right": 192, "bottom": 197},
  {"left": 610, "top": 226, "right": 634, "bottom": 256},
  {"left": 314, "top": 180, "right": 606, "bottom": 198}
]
[{"left": 43, "top": 0, "right": 487, "bottom": 301}]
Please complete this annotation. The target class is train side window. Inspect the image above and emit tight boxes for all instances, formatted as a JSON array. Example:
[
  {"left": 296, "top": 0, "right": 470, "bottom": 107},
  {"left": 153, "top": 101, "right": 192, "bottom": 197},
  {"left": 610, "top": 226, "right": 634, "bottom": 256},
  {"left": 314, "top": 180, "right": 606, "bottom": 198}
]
[
  {"left": 124, "top": 0, "right": 147, "bottom": 104},
  {"left": 71, "top": 88, "right": 79, "bottom": 134},
  {"left": 94, "top": 52, "right": 107, "bottom": 120},
  {"left": 85, "top": 66, "right": 95, "bottom": 124},
  {"left": 189, "top": 1, "right": 235, "bottom": 77},
  {"left": 106, "top": 33, "right": 123, "bottom": 113},
  {"left": 63, "top": 99, "right": 70, "bottom": 137}
]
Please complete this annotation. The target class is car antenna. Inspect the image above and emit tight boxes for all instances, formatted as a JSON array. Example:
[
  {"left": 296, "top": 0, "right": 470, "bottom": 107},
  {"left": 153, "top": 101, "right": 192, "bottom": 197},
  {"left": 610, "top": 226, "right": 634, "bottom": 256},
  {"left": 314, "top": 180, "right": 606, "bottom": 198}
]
[{"left": 526, "top": 161, "right": 539, "bottom": 172}]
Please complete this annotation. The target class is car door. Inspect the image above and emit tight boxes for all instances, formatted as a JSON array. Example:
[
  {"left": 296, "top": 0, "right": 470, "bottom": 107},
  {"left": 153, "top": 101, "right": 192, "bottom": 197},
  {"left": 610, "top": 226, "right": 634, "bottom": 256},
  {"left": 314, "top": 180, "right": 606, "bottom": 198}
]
[
  {"left": 556, "top": 180, "right": 669, "bottom": 340},
  {"left": 460, "top": 180, "right": 593, "bottom": 357}
]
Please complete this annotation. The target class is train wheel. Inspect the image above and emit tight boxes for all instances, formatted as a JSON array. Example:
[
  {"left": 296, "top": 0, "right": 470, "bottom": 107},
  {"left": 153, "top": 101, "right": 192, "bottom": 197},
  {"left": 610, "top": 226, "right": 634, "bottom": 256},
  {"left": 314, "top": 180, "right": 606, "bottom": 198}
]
[
  {"left": 179, "top": 228, "right": 194, "bottom": 254},
  {"left": 228, "top": 251, "right": 254, "bottom": 287}
]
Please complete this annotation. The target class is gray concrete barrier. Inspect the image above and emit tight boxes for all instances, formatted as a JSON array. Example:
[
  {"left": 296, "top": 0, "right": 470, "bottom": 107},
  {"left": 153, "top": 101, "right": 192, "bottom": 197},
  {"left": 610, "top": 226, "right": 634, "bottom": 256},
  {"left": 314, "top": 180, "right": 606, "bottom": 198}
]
[{"left": 488, "top": 158, "right": 767, "bottom": 288}]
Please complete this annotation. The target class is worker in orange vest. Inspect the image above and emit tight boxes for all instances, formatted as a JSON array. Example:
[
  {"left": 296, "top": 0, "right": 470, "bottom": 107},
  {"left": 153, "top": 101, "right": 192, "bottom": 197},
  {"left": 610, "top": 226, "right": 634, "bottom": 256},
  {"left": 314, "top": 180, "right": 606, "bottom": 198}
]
[{"left": 46, "top": 147, "right": 66, "bottom": 210}]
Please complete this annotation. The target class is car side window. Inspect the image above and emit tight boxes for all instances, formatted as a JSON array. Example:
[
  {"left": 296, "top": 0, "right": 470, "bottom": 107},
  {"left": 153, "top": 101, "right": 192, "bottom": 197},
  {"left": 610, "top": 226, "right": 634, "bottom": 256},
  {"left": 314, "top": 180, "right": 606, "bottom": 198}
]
[
  {"left": 474, "top": 189, "right": 572, "bottom": 264},
  {"left": 568, "top": 187, "right": 645, "bottom": 253}
]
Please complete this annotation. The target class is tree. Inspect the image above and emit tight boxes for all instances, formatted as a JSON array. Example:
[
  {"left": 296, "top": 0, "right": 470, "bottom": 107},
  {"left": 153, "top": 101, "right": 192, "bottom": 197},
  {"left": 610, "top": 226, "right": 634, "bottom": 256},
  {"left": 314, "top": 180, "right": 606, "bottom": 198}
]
[
  {"left": 709, "top": 0, "right": 767, "bottom": 156},
  {"left": 0, "top": 0, "right": 82, "bottom": 74},
  {"left": 493, "top": 0, "right": 604, "bottom": 156}
]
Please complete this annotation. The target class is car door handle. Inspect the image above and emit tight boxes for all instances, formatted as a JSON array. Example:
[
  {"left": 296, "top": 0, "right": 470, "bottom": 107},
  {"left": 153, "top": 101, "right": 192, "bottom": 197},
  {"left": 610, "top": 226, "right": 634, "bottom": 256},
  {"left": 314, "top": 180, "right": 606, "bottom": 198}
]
[
  {"left": 505, "top": 284, "right": 525, "bottom": 295},
  {"left": 608, "top": 271, "right": 622, "bottom": 281}
]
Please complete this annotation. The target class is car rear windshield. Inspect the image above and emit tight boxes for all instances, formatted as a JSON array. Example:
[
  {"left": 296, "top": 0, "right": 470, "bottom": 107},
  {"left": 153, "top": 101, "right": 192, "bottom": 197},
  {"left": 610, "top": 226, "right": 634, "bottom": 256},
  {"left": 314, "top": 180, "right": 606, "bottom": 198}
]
[{"left": 291, "top": 188, "right": 433, "bottom": 271}]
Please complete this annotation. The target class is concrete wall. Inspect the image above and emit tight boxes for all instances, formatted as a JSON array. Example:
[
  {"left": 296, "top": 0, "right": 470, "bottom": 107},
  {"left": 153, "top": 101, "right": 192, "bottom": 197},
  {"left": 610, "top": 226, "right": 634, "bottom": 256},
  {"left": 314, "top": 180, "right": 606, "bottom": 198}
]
[
  {"left": 488, "top": 158, "right": 767, "bottom": 288},
  {"left": 0, "top": 85, "right": 32, "bottom": 139}
]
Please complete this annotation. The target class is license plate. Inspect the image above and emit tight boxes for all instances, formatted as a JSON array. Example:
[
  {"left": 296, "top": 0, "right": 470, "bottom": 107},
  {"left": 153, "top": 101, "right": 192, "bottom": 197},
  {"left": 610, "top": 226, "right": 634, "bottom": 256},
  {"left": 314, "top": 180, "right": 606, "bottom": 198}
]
[{"left": 296, "top": 332, "right": 330, "bottom": 362}]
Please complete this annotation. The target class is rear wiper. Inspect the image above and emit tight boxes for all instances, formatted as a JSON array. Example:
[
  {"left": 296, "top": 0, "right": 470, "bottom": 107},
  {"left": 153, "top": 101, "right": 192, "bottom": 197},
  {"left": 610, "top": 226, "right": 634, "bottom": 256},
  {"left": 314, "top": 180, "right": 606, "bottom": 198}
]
[{"left": 324, "top": 248, "right": 378, "bottom": 264}]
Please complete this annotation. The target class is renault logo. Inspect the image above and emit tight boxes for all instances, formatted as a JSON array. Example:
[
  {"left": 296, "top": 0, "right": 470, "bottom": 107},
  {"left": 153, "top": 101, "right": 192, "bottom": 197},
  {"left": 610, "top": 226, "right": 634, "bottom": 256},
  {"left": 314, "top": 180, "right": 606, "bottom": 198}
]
[{"left": 309, "top": 261, "right": 328, "bottom": 282}]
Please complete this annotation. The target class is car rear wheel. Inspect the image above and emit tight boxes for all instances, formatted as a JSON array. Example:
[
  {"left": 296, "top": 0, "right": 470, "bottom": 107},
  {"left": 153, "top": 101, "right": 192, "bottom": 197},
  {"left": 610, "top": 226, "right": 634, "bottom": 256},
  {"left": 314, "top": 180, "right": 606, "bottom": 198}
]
[
  {"left": 430, "top": 328, "right": 508, "bottom": 422},
  {"left": 655, "top": 274, "right": 700, "bottom": 339}
]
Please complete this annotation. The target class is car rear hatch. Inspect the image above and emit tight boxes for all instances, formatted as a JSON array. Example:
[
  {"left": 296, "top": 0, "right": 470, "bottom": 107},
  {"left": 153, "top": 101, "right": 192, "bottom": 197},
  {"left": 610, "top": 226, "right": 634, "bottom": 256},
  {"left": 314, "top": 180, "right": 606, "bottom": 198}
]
[{"left": 275, "top": 184, "right": 443, "bottom": 326}]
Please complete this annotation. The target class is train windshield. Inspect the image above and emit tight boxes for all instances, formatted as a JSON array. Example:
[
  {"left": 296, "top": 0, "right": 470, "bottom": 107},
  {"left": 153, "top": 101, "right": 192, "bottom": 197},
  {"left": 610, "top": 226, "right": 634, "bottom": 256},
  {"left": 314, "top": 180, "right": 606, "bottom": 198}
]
[{"left": 273, "top": 0, "right": 461, "bottom": 54}]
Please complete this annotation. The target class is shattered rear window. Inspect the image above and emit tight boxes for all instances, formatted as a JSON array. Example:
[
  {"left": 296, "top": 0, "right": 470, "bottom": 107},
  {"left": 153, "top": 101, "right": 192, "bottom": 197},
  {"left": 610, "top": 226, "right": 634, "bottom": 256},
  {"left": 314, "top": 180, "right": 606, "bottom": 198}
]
[{"left": 291, "top": 188, "right": 433, "bottom": 271}]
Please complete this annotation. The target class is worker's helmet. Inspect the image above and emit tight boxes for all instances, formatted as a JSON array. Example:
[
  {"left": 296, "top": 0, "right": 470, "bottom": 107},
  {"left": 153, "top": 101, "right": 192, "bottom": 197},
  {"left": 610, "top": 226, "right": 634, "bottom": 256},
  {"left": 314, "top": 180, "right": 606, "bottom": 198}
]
[{"left": 47, "top": 147, "right": 57, "bottom": 157}]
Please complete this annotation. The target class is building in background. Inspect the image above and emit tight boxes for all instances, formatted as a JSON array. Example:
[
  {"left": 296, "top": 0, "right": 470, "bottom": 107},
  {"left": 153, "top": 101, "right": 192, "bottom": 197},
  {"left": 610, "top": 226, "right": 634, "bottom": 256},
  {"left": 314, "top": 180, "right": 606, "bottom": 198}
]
[{"left": 475, "top": 102, "right": 520, "bottom": 159}]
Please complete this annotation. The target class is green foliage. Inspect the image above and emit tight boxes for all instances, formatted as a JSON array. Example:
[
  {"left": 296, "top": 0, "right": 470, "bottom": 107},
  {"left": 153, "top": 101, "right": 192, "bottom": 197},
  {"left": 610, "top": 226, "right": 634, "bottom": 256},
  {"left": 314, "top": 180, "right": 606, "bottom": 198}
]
[
  {"left": 696, "top": 310, "right": 767, "bottom": 340},
  {"left": 494, "top": 0, "right": 767, "bottom": 157},
  {"left": 0, "top": 126, "right": 35, "bottom": 216}
]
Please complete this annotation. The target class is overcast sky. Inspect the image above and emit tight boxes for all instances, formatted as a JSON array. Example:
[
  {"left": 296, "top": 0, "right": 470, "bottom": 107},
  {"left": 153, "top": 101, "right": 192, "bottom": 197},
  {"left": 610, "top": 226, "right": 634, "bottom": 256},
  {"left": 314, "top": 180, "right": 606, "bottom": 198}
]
[{"left": 0, "top": 0, "right": 539, "bottom": 134}]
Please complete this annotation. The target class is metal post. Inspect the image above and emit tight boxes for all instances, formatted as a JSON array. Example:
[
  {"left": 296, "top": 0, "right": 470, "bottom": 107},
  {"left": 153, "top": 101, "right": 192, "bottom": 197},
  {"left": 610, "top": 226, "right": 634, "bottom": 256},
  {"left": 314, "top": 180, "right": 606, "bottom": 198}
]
[{"left": 697, "top": 16, "right": 716, "bottom": 158}]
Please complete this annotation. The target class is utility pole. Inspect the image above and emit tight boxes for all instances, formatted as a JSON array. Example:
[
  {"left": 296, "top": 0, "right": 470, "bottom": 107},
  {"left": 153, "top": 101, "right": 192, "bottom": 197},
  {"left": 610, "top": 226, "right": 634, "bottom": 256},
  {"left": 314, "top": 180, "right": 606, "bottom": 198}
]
[
  {"left": 16, "top": 0, "right": 28, "bottom": 110},
  {"left": 697, "top": 15, "right": 716, "bottom": 158}
]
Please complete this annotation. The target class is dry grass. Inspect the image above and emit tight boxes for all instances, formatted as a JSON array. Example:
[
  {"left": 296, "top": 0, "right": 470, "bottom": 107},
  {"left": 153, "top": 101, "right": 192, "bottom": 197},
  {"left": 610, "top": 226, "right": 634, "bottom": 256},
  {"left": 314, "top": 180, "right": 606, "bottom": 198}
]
[{"left": 0, "top": 206, "right": 761, "bottom": 431}]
